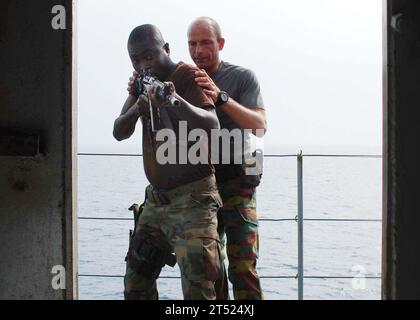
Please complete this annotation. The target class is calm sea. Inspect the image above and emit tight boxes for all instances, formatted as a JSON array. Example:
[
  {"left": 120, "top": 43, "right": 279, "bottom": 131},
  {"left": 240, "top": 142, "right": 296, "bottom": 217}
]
[{"left": 77, "top": 154, "right": 382, "bottom": 300}]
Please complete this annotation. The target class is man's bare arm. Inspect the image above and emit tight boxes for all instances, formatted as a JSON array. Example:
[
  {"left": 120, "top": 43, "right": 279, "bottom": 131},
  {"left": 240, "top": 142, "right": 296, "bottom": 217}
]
[
  {"left": 119, "top": 73, "right": 219, "bottom": 137},
  {"left": 168, "top": 93, "right": 220, "bottom": 132},
  {"left": 195, "top": 70, "right": 267, "bottom": 136},
  {"left": 218, "top": 100, "right": 266, "bottom": 136},
  {"left": 113, "top": 94, "right": 141, "bottom": 141}
]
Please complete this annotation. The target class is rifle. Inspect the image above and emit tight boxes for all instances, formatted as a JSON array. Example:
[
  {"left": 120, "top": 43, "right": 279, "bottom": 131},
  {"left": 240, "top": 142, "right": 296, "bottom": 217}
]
[{"left": 136, "top": 75, "right": 180, "bottom": 132}]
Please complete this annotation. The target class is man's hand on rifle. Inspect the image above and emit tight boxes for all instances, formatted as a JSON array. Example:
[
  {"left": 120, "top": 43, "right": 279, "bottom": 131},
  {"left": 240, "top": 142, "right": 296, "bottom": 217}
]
[
  {"left": 133, "top": 81, "right": 174, "bottom": 116},
  {"left": 135, "top": 92, "right": 151, "bottom": 118},
  {"left": 127, "top": 71, "right": 138, "bottom": 96},
  {"left": 148, "top": 81, "right": 178, "bottom": 108},
  {"left": 158, "top": 81, "right": 177, "bottom": 107}
]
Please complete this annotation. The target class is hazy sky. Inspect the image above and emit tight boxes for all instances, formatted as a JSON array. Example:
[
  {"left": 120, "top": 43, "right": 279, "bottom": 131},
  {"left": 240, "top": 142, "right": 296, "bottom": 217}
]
[{"left": 77, "top": 0, "right": 382, "bottom": 154}]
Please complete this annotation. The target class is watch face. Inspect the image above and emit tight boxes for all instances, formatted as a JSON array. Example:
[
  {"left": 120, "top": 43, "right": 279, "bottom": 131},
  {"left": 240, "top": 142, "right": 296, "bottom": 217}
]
[
  {"left": 221, "top": 92, "right": 229, "bottom": 103},
  {"left": 216, "top": 91, "right": 229, "bottom": 107}
]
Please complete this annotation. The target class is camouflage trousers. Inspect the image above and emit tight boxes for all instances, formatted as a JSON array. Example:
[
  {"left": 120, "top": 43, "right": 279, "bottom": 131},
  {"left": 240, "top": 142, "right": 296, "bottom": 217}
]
[
  {"left": 124, "top": 174, "right": 224, "bottom": 300},
  {"left": 215, "top": 179, "right": 264, "bottom": 300}
]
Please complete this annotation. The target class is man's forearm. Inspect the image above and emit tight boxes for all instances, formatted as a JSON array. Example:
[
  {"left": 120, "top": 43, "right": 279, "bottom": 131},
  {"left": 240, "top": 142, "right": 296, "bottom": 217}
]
[
  {"left": 219, "top": 98, "right": 267, "bottom": 135},
  {"left": 113, "top": 95, "right": 140, "bottom": 141},
  {"left": 168, "top": 94, "right": 220, "bottom": 132}
]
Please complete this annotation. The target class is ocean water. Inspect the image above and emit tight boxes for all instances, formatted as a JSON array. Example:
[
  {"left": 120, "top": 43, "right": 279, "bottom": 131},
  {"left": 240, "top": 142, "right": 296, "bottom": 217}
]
[{"left": 77, "top": 155, "right": 382, "bottom": 300}]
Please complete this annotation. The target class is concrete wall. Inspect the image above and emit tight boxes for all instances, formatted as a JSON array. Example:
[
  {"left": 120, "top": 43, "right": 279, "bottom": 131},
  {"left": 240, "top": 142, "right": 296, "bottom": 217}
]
[
  {"left": 383, "top": 0, "right": 420, "bottom": 299},
  {"left": 0, "top": 0, "right": 76, "bottom": 299}
]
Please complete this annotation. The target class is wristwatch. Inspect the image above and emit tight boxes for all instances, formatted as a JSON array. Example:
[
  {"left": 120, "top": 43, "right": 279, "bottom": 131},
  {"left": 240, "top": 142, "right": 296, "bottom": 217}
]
[{"left": 215, "top": 91, "right": 229, "bottom": 108}]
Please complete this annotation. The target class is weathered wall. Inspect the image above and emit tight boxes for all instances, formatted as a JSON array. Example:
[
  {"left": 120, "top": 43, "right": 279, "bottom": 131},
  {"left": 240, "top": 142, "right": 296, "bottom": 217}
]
[
  {"left": 383, "top": 0, "right": 420, "bottom": 299},
  {"left": 0, "top": 0, "right": 76, "bottom": 299}
]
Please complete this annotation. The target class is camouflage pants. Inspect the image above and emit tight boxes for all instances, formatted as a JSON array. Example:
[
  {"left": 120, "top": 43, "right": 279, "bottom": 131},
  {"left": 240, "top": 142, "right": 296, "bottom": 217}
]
[
  {"left": 124, "top": 174, "right": 223, "bottom": 300},
  {"left": 216, "top": 179, "right": 264, "bottom": 300}
]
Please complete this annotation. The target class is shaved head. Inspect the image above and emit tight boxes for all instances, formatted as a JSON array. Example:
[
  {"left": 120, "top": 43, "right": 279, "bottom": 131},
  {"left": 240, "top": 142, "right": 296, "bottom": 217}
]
[
  {"left": 188, "top": 17, "right": 222, "bottom": 40},
  {"left": 128, "top": 24, "right": 165, "bottom": 48}
]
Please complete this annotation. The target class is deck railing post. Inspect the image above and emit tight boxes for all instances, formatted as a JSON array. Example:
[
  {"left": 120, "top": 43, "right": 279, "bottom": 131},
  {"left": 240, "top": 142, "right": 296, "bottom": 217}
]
[{"left": 297, "top": 151, "right": 304, "bottom": 300}]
